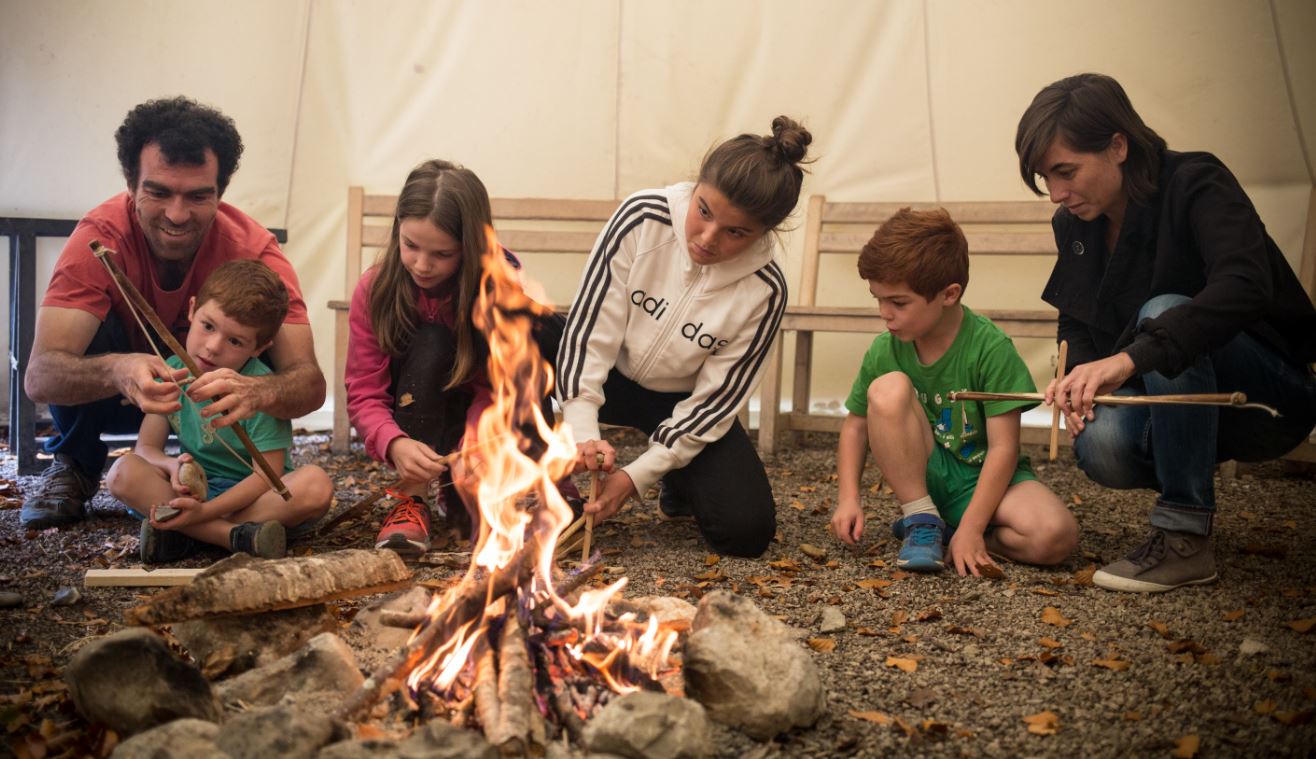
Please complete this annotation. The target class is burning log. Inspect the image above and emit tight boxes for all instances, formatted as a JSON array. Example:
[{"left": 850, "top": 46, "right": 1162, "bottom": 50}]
[
  {"left": 471, "top": 634, "right": 501, "bottom": 740},
  {"left": 492, "top": 614, "right": 532, "bottom": 753},
  {"left": 333, "top": 540, "right": 537, "bottom": 721},
  {"left": 124, "top": 549, "right": 411, "bottom": 625}
]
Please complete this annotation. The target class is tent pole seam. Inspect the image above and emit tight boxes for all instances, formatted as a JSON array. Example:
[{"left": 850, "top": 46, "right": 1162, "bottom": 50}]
[
  {"left": 283, "top": 0, "right": 316, "bottom": 230},
  {"left": 1268, "top": 0, "right": 1313, "bottom": 183},
  {"left": 922, "top": 0, "right": 942, "bottom": 201}
]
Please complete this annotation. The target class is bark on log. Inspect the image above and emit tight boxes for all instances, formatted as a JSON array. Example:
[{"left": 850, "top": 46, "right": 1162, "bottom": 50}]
[
  {"left": 493, "top": 615, "right": 532, "bottom": 753},
  {"left": 125, "top": 549, "right": 411, "bottom": 625},
  {"left": 472, "top": 634, "right": 501, "bottom": 738}
]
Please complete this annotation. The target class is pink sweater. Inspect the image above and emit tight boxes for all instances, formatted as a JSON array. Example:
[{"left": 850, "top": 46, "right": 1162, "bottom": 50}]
[{"left": 345, "top": 267, "right": 493, "bottom": 464}]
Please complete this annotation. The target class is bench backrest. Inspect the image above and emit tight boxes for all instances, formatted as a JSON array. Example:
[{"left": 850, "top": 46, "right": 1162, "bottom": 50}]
[{"left": 344, "top": 187, "right": 618, "bottom": 303}]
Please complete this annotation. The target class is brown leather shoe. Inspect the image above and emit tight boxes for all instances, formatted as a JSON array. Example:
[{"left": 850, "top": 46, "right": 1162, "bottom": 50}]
[
  {"left": 20, "top": 454, "right": 98, "bottom": 529},
  {"left": 1093, "top": 528, "right": 1216, "bottom": 593}
]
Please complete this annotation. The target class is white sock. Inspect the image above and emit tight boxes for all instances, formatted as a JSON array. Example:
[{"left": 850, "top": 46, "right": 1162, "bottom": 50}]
[{"left": 899, "top": 495, "right": 938, "bottom": 519}]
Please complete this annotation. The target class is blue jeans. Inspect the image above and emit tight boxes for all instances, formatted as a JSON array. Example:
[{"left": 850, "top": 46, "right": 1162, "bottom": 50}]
[
  {"left": 1073, "top": 294, "right": 1316, "bottom": 536},
  {"left": 45, "top": 314, "right": 144, "bottom": 476}
]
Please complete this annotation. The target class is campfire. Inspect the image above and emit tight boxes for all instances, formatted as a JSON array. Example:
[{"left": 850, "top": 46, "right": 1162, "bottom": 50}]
[{"left": 332, "top": 228, "right": 684, "bottom": 751}]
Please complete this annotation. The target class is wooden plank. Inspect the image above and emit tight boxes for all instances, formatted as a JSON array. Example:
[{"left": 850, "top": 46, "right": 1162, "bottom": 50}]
[
  {"left": 362, "top": 193, "right": 399, "bottom": 216},
  {"left": 821, "top": 200, "right": 1055, "bottom": 224},
  {"left": 798, "top": 195, "right": 826, "bottom": 308},
  {"left": 495, "top": 229, "right": 598, "bottom": 253},
  {"left": 85, "top": 568, "right": 204, "bottom": 587},
  {"left": 346, "top": 187, "right": 365, "bottom": 293},
  {"left": 361, "top": 224, "right": 391, "bottom": 248},
  {"left": 332, "top": 308, "right": 351, "bottom": 454},
  {"left": 491, "top": 198, "right": 618, "bottom": 221},
  {"left": 820, "top": 230, "right": 1055, "bottom": 255},
  {"left": 757, "top": 337, "right": 784, "bottom": 455}
]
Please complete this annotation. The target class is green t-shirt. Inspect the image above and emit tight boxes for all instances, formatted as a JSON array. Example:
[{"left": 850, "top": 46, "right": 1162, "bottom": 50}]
[
  {"left": 844, "top": 306, "right": 1037, "bottom": 466},
  {"left": 165, "top": 355, "right": 293, "bottom": 482}
]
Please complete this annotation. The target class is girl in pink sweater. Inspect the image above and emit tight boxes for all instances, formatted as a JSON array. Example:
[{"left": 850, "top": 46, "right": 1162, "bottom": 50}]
[{"left": 345, "top": 159, "right": 571, "bottom": 553}]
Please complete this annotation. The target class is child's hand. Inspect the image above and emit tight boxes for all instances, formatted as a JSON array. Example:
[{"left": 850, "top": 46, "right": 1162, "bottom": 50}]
[
  {"left": 150, "top": 497, "right": 205, "bottom": 530},
  {"left": 387, "top": 437, "right": 448, "bottom": 485},
  {"left": 947, "top": 528, "right": 997, "bottom": 577},
  {"left": 831, "top": 502, "right": 865, "bottom": 545},
  {"left": 574, "top": 440, "right": 615, "bottom": 475}
]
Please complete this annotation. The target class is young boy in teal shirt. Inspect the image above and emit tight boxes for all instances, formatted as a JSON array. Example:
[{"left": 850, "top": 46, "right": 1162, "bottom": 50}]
[
  {"left": 107, "top": 260, "right": 333, "bottom": 563},
  {"left": 831, "top": 208, "right": 1078, "bottom": 575}
]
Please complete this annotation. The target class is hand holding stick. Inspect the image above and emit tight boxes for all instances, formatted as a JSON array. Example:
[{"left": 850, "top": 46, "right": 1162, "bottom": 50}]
[{"left": 1049, "top": 340, "right": 1068, "bottom": 461}]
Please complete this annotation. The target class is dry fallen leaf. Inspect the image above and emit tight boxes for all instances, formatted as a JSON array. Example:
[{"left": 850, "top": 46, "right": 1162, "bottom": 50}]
[
  {"left": 1123, "top": 711, "right": 1142, "bottom": 721},
  {"left": 1286, "top": 617, "right": 1316, "bottom": 634},
  {"left": 1273, "top": 709, "right": 1314, "bottom": 726},
  {"left": 892, "top": 610, "right": 909, "bottom": 626},
  {"left": 1038, "top": 637, "right": 1063, "bottom": 649},
  {"left": 704, "top": 554, "right": 720, "bottom": 566},
  {"left": 885, "top": 656, "right": 919, "bottom": 673},
  {"left": 807, "top": 638, "right": 836, "bottom": 653},
  {"left": 788, "top": 500, "right": 806, "bottom": 511},
  {"left": 800, "top": 544, "right": 828, "bottom": 561},
  {"left": 1148, "top": 620, "right": 1172, "bottom": 638},
  {"left": 848, "top": 709, "right": 892, "bottom": 726},
  {"left": 1023, "top": 710, "right": 1060, "bottom": 735},
  {"left": 855, "top": 578, "right": 892, "bottom": 590},
  {"left": 1254, "top": 700, "right": 1277, "bottom": 715},
  {"left": 1172, "top": 734, "right": 1200, "bottom": 758},
  {"left": 398, "top": 392, "right": 415, "bottom": 407},
  {"left": 1070, "top": 564, "right": 1096, "bottom": 585},
  {"left": 1222, "top": 609, "right": 1245, "bottom": 622},
  {"left": 1041, "top": 607, "right": 1072, "bottom": 627},
  {"left": 1091, "top": 658, "right": 1130, "bottom": 672},
  {"left": 977, "top": 563, "right": 1007, "bottom": 580}
]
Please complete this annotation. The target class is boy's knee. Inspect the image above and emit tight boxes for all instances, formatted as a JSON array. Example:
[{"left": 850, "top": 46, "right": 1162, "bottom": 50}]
[
  {"left": 104, "top": 455, "right": 136, "bottom": 496},
  {"left": 300, "top": 466, "right": 334, "bottom": 512},
  {"left": 866, "top": 372, "right": 915, "bottom": 417},
  {"left": 1034, "top": 513, "right": 1079, "bottom": 565},
  {"left": 1138, "top": 293, "right": 1190, "bottom": 322}
]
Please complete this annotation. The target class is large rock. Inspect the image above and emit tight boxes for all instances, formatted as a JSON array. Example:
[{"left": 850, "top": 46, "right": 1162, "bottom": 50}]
[
  {"left": 66, "top": 628, "right": 220, "bottom": 736},
  {"left": 214, "top": 703, "right": 341, "bottom": 758},
  {"left": 111, "top": 718, "right": 224, "bottom": 759},
  {"left": 217, "top": 632, "right": 363, "bottom": 708},
  {"left": 583, "top": 691, "right": 711, "bottom": 759},
  {"left": 175, "top": 604, "right": 338, "bottom": 679},
  {"left": 682, "top": 591, "right": 825, "bottom": 738},
  {"left": 343, "top": 586, "right": 432, "bottom": 672}
]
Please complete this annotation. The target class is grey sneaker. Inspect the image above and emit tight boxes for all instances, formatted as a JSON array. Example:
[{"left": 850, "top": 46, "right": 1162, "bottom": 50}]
[
  {"left": 1093, "top": 528, "right": 1216, "bottom": 593},
  {"left": 20, "top": 454, "right": 99, "bottom": 529},
  {"left": 230, "top": 521, "right": 286, "bottom": 559}
]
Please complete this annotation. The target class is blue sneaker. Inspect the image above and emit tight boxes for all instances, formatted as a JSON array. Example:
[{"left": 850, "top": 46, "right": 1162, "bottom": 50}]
[
  {"left": 896, "top": 513, "right": 946, "bottom": 572},
  {"left": 891, "top": 516, "right": 957, "bottom": 544}
]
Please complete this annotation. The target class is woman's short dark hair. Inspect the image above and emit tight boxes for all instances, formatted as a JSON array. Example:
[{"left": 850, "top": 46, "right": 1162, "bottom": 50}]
[
  {"left": 115, "top": 96, "right": 244, "bottom": 195},
  {"left": 1015, "top": 73, "right": 1167, "bottom": 206}
]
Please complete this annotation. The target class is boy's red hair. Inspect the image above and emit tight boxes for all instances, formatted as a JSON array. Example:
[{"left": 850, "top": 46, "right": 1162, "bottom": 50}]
[
  {"left": 857, "top": 207, "right": 969, "bottom": 300},
  {"left": 195, "top": 260, "right": 288, "bottom": 345}
]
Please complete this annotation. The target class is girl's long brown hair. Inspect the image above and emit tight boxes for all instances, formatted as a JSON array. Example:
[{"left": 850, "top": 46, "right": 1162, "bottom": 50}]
[{"left": 369, "top": 159, "right": 493, "bottom": 390}]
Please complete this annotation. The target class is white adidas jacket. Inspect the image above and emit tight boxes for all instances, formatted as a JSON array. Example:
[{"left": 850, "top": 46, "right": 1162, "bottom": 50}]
[{"left": 556, "top": 182, "right": 788, "bottom": 495}]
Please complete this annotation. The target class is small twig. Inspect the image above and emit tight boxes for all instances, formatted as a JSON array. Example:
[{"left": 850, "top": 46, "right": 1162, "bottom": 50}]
[
  {"left": 581, "top": 453, "right": 604, "bottom": 563},
  {"left": 948, "top": 390, "right": 1279, "bottom": 417}
]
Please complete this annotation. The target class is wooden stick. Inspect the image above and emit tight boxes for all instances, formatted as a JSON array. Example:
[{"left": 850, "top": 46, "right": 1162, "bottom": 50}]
[
  {"left": 1049, "top": 340, "right": 1068, "bottom": 461},
  {"left": 948, "top": 390, "right": 1279, "bottom": 417},
  {"left": 493, "top": 614, "right": 532, "bottom": 752},
  {"left": 84, "top": 567, "right": 203, "bottom": 587},
  {"left": 471, "top": 633, "right": 501, "bottom": 737},
  {"left": 90, "top": 241, "right": 291, "bottom": 501},
  {"left": 580, "top": 453, "right": 604, "bottom": 563}
]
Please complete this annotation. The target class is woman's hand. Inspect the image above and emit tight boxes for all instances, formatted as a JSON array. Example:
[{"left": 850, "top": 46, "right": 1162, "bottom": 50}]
[
  {"left": 1045, "top": 353, "right": 1134, "bottom": 436},
  {"left": 947, "top": 528, "right": 996, "bottom": 577},
  {"left": 583, "top": 469, "right": 636, "bottom": 523},
  {"left": 574, "top": 439, "right": 616, "bottom": 475},
  {"left": 387, "top": 437, "right": 448, "bottom": 485}
]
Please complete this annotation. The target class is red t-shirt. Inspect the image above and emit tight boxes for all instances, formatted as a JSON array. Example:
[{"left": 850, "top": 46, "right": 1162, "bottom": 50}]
[{"left": 42, "top": 193, "right": 309, "bottom": 352}]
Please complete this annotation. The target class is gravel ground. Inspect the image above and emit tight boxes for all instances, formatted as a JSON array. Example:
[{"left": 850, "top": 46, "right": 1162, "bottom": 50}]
[{"left": 1, "top": 429, "right": 1314, "bottom": 758}]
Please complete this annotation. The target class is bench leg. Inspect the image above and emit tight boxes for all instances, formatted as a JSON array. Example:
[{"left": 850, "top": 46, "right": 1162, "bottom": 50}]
[
  {"left": 757, "top": 336, "right": 783, "bottom": 456},
  {"left": 331, "top": 309, "right": 351, "bottom": 455}
]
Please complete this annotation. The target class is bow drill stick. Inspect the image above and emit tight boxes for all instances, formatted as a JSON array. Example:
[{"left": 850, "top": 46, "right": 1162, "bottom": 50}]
[
  {"left": 1049, "top": 340, "right": 1068, "bottom": 462},
  {"left": 947, "top": 390, "right": 1280, "bottom": 418},
  {"left": 90, "top": 241, "right": 292, "bottom": 500}
]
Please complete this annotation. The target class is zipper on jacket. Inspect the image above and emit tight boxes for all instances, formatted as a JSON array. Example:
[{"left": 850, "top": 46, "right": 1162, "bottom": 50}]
[{"left": 630, "top": 266, "right": 706, "bottom": 381}]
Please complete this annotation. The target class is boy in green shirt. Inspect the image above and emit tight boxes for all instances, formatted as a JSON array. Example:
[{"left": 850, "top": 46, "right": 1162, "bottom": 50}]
[
  {"left": 107, "top": 260, "right": 333, "bottom": 563},
  {"left": 832, "top": 208, "right": 1078, "bottom": 575}
]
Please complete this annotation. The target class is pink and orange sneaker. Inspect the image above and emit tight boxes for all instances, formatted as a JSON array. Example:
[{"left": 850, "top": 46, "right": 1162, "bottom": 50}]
[{"left": 374, "top": 496, "right": 432, "bottom": 555}]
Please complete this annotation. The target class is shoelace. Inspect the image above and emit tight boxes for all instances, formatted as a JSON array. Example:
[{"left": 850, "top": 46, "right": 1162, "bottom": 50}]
[
  {"left": 908, "top": 523, "right": 940, "bottom": 547},
  {"left": 1126, "top": 530, "right": 1167, "bottom": 568},
  {"left": 381, "top": 497, "right": 427, "bottom": 529},
  {"left": 39, "top": 461, "right": 94, "bottom": 498}
]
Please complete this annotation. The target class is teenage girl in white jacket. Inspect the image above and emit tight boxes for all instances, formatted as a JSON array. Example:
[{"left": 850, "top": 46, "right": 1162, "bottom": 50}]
[{"left": 557, "top": 116, "right": 812, "bottom": 557}]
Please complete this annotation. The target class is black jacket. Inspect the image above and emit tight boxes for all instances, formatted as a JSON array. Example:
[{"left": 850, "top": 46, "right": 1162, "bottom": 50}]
[{"left": 1042, "top": 150, "right": 1316, "bottom": 377}]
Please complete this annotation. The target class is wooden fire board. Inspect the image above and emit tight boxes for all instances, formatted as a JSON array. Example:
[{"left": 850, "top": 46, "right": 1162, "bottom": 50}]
[{"left": 84, "top": 567, "right": 205, "bottom": 587}]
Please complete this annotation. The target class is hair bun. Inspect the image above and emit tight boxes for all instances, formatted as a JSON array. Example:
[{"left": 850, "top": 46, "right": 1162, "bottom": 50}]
[{"left": 768, "top": 115, "right": 812, "bottom": 164}]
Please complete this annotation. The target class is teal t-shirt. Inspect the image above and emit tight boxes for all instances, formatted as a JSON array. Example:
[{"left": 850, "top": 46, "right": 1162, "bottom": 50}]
[
  {"left": 844, "top": 306, "right": 1037, "bottom": 466},
  {"left": 166, "top": 355, "right": 293, "bottom": 482}
]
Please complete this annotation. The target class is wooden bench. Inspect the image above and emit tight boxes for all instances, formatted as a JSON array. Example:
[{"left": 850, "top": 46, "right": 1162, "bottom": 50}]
[
  {"left": 327, "top": 188, "right": 618, "bottom": 453},
  {"left": 756, "top": 196, "right": 1060, "bottom": 454}
]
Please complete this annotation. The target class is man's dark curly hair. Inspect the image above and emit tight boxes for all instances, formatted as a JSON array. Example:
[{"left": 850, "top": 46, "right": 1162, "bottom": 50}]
[{"left": 115, "top": 96, "right": 244, "bottom": 195}]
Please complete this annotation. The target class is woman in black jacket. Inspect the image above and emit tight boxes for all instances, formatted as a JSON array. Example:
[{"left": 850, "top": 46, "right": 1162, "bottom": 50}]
[{"left": 1015, "top": 73, "right": 1316, "bottom": 593}]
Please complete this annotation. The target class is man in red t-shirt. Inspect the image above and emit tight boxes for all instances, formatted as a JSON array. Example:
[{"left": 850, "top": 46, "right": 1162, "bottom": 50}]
[{"left": 22, "top": 97, "right": 326, "bottom": 529}]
